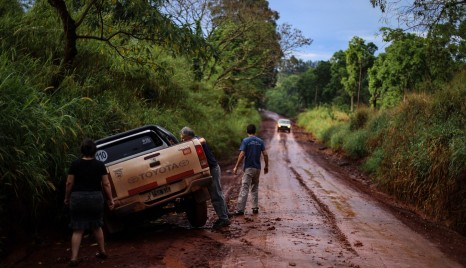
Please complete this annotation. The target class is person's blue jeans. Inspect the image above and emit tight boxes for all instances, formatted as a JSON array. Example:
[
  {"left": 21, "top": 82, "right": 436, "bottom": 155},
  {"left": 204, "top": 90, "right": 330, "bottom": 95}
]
[{"left": 209, "top": 164, "right": 229, "bottom": 220}]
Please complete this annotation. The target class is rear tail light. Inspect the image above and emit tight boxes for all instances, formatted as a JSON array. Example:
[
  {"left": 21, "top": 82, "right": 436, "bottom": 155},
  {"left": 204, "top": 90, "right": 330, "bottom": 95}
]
[{"left": 195, "top": 145, "right": 209, "bottom": 169}]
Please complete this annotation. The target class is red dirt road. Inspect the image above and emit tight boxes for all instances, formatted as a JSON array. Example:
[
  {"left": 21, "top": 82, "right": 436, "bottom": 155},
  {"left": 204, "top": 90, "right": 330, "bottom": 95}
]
[{"left": 4, "top": 110, "right": 466, "bottom": 268}]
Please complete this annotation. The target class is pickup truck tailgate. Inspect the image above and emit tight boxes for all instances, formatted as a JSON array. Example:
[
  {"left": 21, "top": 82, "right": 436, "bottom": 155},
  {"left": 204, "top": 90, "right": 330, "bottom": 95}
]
[{"left": 107, "top": 142, "right": 208, "bottom": 199}]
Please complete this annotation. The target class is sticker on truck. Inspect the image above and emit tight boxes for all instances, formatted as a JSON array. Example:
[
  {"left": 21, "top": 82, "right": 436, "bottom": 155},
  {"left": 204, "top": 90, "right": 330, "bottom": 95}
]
[{"left": 96, "top": 150, "right": 108, "bottom": 162}]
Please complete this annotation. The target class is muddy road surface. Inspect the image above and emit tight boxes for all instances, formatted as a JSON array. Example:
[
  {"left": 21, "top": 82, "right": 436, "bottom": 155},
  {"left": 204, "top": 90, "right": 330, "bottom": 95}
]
[{"left": 5, "top": 110, "right": 466, "bottom": 268}]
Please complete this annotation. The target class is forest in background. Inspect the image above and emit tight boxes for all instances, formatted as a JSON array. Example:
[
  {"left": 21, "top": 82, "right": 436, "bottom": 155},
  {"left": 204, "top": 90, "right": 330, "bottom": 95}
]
[
  {"left": 266, "top": 0, "right": 466, "bottom": 238},
  {"left": 0, "top": 0, "right": 465, "bottom": 260}
]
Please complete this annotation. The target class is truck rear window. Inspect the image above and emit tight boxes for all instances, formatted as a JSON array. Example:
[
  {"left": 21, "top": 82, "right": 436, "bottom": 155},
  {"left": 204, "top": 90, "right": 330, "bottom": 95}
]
[{"left": 96, "top": 134, "right": 164, "bottom": 164}]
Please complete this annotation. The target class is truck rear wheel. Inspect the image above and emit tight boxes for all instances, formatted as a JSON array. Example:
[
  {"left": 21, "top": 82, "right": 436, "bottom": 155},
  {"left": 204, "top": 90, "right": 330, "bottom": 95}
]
[
  {"left": 186, "top": 200, "right": 208, "bottom": 227},
  {"left": 103, "top": 212, "right": 125, "bottom": 234}
]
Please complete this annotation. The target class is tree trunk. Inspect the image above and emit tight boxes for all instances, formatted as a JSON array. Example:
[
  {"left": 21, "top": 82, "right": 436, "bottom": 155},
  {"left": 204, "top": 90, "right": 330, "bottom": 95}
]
[
  {"left": 350, "top": 95, "right": 354, "bottom": 112},
  {"left": 48, "top": 0, "right": 78, "bottom": 90},
  {"left": 357, "top": 63, "right": 362, "bottom": 108},
  {"left": 371, "top": 94, "right": 377, "bottom": 108},
  {"left": 314, "top": 87, "right": 318, "bottom": 105}
]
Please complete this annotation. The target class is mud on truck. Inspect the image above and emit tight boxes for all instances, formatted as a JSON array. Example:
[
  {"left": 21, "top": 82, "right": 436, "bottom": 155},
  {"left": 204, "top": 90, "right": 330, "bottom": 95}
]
[{"left": 95, "top": 125, "right": 212, "bottom": 233}]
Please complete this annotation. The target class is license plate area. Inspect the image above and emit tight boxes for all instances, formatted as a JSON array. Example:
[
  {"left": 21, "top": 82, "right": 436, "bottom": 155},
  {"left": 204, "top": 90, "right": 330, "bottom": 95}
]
[
  {"left": 146, "top": 185, "right": 171, "bottom": 201},
  {"left": 143, "top": 180, "right": 187, "bottom": 202}
]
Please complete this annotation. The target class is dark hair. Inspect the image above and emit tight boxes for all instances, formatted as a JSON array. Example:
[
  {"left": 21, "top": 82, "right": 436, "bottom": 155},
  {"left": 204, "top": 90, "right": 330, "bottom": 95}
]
[
  {"left": 246, "top": 124, "right": 256, "bottom": 134},
  {"left": 80, "top": 138, "right": 97, "bottom": 157}
]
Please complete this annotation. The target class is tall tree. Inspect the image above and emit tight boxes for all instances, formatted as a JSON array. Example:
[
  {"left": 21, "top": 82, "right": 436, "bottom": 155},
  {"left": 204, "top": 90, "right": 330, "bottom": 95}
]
[
  {"left": 368, "top": 53, "right": 386, "bottom": 108},
  {"left": 368, "top": 28, "right": 432, "bottom": 108},
  {"left": 296, "top": 68, "right": 317, "bottom": 108},
  {"left": 279, "top": 56, "right": 311, "bottom": 74},
  {"left": 313, "top": 61, "right": 332, "bottom": 104},
  {"left": 370, "top": 0, "right": 465, "bottom": 62},
  {"left": 370, "top": 0, "right": 466, "bottom": 30},
  {"left": 294, "top": 61, "right": 332, "bottom": 108},
  {"left": 343, "top": 36, "right": 377, "bottom": 111},
  {"left": 207, "top": 0, "right": 282, "bottom": 110},
  {"left": 277, "top": 23, "right": 313, "bottom": 59},
  {"left": 326, "top": 50, "right": 348, "bottom": 106},
  {"left": 46, "top": 0, "right": 206, "bottom": 89}
]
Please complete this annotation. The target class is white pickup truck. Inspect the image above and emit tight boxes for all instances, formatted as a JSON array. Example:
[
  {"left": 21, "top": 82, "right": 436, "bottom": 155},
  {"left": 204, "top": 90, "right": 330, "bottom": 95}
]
[{"left": 95, "top": 125, "right": 212, "bottom": 233}]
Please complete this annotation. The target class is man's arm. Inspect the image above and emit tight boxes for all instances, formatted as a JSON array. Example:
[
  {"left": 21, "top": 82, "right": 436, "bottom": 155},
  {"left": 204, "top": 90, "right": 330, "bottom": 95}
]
[
  {"left": 233, "top": 151, "right": 245, "bottom": 175},
  {"left": 262, "top": 150, "right": 269, "bottom": 174}
]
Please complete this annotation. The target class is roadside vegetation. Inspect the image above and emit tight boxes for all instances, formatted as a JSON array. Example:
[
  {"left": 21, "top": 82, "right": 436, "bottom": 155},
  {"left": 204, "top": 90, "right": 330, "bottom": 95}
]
[
  {"left": 297, "top": 79, "right": 465, "bottom": 234},
  {"left": 268, "top": 1, "right": 466, "bottom": 235},
  {"left": 0, "top": 0, "right": 465, "bottom": 262},
  {"left": 0, "top": 0, "right": 313, "bottom": 259}
]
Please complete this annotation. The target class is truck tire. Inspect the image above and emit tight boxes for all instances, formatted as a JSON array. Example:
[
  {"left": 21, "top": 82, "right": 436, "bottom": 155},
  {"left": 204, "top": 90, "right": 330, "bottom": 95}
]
[
  {"left": 186, "top": 200, "right": 208, "bottom": 227},
  {"left": 103, "top": 212, "right": 124, "bottom": 234}
]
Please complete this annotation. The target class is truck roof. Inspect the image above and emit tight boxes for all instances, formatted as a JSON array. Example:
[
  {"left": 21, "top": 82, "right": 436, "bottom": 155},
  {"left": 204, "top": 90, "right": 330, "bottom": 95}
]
[{"left": 96, "top": 125, "right": 179, "bottom": 146}]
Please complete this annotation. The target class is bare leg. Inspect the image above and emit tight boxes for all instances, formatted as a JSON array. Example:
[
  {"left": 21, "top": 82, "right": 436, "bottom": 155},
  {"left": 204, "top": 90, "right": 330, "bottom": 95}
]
[
  {"left": 71, "top": 229, "right": 84, "bottom": 261},
  {"left": 92, "top": 227, "right": 106, "bottom": 254}
]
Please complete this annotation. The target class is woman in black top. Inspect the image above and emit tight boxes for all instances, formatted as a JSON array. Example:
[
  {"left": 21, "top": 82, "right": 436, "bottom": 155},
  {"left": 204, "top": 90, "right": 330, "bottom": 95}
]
[{"left": 64, "top": 139, "right": 114, "bottom": 266}]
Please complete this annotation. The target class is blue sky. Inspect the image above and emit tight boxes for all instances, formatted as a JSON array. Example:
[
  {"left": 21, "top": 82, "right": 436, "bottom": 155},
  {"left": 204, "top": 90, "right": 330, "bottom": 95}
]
[{"left": 268, "top": 0, "right": 401, "bottom": 61}]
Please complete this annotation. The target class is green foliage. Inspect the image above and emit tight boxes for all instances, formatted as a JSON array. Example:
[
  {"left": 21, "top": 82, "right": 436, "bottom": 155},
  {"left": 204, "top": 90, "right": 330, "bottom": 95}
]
[
  {"left": 12, "top": 1, "right": 63, "bottom": 63},
  {"left": 363, "top": 110, "right": 390, "bottom": 151},
  {"left": 372, "top": 1, "right": 466, "bottom": 61},
  {"left": 370, "top": 29, "right": 433, "bottom": 108},
  {"left": 208, "top": 0, "right": 282, "bottom": 109},
  {"left": 265, "top": 77, "right": 301, "bottom": 118},
  {"left": 362, "top": 147, "right": 384, "bottom": 174},
  {"left": 329, "top": 124, "right": 350, "bottom": 150},
  {"left": 202, "top": 99, "right": 261, "bottom": 158},
  {"left": 342, "top": 129, "right": 369, "bottom": 158},
  {"left": 0, "top": 52, "right": 82, "bottom": 251},
  {"left": 297, "top": 73, "right": 466, "bottom": 233},
  {"left": 0, "top": 0, "right": 279, "bottom": 257},
  {"left": 343, "top": 36, "right": 377, "bottom": 111},
  {"left": 0, "top": 0, "right": 22, "bottom": 15},
  {"left": 326, "top": 50, "right": 349, "bottom": 106},
  {"left": 296, "top": 106, "right": 349, "bottom": 141},
  {"left": 349, "top": 107, "right": 370, "bottom": 130},
  {"left": 374, "top": 86, "right": 466, "bottom": 232}
]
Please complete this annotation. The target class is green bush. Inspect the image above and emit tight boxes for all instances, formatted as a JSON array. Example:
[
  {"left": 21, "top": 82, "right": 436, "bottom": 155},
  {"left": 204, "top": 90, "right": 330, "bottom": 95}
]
[
  {"left": 329, "top": 124, "right": 350, "bottom": 150},
  {"left": 363, "top": 111, "right": 390, "bottom": 152},
  {"left": 265, "top": 87, "right": 301, "bottom": 118},
  {"left": 320, "top": 124, "right": 339, "bottom": 144},
  {"left": 296, "top": 72, "right": 466, "bottom": 234},
  {"left": 362, "top": 147, "right": 384, "bottom": 174},
  {"left": 374, "top": 83, "right": 466, "bottom": 233},
  {"left": 297, "top": 105, "right": 349, "bottom": 141},
  {"left": 342, "top": 129, "right": 368, "bottom": 158},
  {"left": 349, "top": 106, "right": 370, "bottom": 130},
  {"left": 0, "top": 53, "right": 83, "bottom": 258}
]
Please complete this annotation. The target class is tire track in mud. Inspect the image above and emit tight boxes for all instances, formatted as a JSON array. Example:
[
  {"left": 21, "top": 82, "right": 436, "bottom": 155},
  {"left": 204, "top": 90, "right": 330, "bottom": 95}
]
[
  {"left": 288, "top": 166, "right": 357, "bottom": 255},
  {"left": 278, "top": 130, "right": 357, "bottom": 256}
]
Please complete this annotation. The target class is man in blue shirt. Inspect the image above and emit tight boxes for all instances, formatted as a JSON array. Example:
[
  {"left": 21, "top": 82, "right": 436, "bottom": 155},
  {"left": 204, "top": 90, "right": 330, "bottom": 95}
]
[
  {"left": 232, "top": 124, "right": 269, "bottom": 215},
  {"left": 180, "top": 127, "right": 231, "bottom": 228}
]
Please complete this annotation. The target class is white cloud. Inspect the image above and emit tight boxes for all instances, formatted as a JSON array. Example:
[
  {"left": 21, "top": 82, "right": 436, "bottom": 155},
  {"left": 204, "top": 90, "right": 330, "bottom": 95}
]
[
  {"left": 269, "top": 0, "right": 400, "bottom": 61},
  {"left": 292, "top": 51, "right": 333, "bottom": 62}
]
